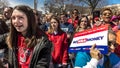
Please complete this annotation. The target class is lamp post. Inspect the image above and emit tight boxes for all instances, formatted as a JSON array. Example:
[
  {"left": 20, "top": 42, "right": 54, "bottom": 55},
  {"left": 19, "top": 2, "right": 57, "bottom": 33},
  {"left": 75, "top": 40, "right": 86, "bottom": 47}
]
[
  {"left": 34, "top": 0, "right": 37, "bottom": 10},
  {"left": 44, "top": 0, "right": 48, "bottom": 14}
]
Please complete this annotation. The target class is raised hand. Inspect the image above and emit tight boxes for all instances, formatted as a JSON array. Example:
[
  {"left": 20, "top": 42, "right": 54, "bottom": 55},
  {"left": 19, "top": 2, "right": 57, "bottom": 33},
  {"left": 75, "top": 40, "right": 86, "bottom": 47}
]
[{"left": 90, "top": 44, "right": 102, "bottom": 60}]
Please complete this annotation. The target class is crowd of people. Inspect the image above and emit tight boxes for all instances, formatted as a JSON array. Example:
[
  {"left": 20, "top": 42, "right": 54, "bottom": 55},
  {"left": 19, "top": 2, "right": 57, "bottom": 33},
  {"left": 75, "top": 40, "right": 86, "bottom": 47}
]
[{"left": 0, "top": 4, "right": 120, "bottom": 68}]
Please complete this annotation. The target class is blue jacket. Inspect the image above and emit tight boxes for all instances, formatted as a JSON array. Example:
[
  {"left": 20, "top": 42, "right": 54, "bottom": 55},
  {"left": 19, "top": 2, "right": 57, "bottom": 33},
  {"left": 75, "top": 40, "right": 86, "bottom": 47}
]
[
  {"left": 60, "top": 22, "right": 74, "bottom": 34},
  {"left": 75, "top": 52, "right": 120, "bottom": 68}
]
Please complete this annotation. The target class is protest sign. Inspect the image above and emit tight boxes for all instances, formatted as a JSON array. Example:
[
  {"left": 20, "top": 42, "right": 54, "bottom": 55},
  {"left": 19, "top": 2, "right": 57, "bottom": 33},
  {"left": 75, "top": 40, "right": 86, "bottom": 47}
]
[{"left": 69, "top": 25, "right": 108, "bottom": 54}]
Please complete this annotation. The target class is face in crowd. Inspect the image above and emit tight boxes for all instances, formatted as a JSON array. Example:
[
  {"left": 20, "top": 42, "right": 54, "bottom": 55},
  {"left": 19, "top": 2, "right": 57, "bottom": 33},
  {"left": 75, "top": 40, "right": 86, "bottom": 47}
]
[
  {"left": 3, "top": 7, "right": 13, "bottom": 20},
  {"left": 11, "top": 9, "right": 28, "bottom": 35},
  {"left": 60, "top": 14, "right": 67, "bottom": 23},
  {"left": 50, "top": 18, "right": 59, "bottom": 32},
  {"left": 11, "top": 5, "right": 36, "bottom": 36},
  {"left": 72, "top": 9, "right": 79, "bottom": 17},
  {"left": 78, "top": 16, "right": 89, "bottom": 29},
  {"left": 101, "top": 8, "right": 113, "bottom": 23},
  {"left": 108, "top": 30, "right": 116, "bottom": 53}
]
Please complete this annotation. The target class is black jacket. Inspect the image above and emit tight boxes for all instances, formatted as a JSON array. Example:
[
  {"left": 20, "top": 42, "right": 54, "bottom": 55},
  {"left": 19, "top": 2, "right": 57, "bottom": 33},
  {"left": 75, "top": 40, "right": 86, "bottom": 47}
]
[
  {"left": 0, "top": 33, "right": 8, "bottom": 49},
  {"left": 8, "top": 36, "right": 52, "bottom": 68}
]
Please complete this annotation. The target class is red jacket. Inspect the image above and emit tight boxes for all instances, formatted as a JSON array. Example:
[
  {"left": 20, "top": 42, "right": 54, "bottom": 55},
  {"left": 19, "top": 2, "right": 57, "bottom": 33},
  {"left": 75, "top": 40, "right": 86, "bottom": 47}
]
[
  {"left": 114, "top": 45, "right": 120, "bottom": 57},
  {"left": 68, "top": 18, "right": 78, "bottom": 28},
  {"left": 46, "top": 32, "right": 69, "bottom": 64}
]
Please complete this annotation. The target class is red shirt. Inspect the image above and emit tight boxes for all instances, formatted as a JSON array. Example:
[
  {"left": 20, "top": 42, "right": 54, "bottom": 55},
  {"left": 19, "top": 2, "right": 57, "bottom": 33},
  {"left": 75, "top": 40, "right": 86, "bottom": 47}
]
[{"left": 17, "top": 34, "right": 33, "bottom": 68}]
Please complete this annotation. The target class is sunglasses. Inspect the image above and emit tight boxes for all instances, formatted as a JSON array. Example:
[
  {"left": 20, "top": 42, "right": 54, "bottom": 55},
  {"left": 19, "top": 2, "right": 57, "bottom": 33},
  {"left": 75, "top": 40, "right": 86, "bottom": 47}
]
[{"left": 108, "top": 41, "right": 117, "bottom": 46}]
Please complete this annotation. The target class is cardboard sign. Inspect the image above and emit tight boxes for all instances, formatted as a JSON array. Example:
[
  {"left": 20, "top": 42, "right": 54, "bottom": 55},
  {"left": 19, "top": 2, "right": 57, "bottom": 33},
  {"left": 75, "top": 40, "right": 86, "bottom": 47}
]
[{"left": 69, "top": 25, "right": 108, "bottom": 54}]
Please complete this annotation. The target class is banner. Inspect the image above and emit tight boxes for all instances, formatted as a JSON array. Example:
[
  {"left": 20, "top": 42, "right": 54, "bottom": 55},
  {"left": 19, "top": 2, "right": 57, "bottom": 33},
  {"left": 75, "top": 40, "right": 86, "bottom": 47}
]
[{"left": 69, "top": 25, "right": 108, "bottom": 54}]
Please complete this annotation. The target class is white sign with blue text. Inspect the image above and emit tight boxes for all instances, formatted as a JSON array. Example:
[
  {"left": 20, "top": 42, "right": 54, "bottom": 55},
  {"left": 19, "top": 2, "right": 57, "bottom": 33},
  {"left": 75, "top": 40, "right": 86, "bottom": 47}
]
[{"left": 69, "top": 25, "right": 108, "bottom": 54}]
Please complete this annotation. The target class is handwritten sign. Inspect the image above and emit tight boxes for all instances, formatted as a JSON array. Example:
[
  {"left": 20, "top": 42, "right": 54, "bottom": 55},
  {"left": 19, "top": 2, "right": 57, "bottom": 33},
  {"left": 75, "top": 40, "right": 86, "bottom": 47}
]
[{"left": 69, "top": 25, "right": 108, "bottom": 54}]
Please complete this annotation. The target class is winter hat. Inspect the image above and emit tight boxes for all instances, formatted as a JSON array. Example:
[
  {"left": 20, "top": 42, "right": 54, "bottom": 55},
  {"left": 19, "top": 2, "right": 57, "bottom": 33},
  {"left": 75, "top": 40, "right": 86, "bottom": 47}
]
[{"left": 111, "top": 16, "right": 119, "bottom": 21}]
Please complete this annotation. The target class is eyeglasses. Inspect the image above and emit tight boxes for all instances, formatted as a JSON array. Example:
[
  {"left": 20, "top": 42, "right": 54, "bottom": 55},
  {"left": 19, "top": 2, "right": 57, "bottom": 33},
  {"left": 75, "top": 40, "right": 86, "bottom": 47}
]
[
  {"left": 81, "top": 20, "right": 87, "bottom": 22},
  {"left": 51, "top": 22, "right": 57, "bottom": 23},
  {"left": 108, "top": 41, "right": 117, "bottom": 46},
  {"left": 73, "top": 11, "right": 78, "bottom": 14},
  {"left": 103, "top": 13, "right": 112, "bottom": 16}
]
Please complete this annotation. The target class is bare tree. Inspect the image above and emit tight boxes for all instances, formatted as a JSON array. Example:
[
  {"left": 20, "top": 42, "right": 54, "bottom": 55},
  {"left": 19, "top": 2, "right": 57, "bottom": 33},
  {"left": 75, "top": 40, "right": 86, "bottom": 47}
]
[
  {"left": 0, "top": 0, "right": 9, "bottom": 8},
  {"left": 44, "top": 0, "right": 64, "bottom": 13},
  {"left": 97, "top": 0, "right": 108, "bottom": 8},
  {"left": 43, "top": 0, "right": 108, "bottom": 14},
  {"left": 44, "top": 0, "right": 83, "bottom": 14},
  {"left": 82, "top": 0, "right": 102, "bottom": 13},
  {"left": 0, "top": 0, "right": 9, "bottom": 13},
  {"left": 81, "top": 0, "right": 108, "bottom": 14}
]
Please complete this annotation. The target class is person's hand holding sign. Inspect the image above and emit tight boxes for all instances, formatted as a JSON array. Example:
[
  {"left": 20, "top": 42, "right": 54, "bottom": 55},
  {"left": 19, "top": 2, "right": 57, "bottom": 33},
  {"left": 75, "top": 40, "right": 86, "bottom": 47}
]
[{"left": 90, "top": 44, "right": 103, "bottom": 60}]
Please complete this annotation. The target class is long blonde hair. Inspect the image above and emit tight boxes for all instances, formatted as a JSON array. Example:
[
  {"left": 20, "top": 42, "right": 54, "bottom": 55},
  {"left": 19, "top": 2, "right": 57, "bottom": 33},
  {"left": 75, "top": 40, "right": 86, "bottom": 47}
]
[{"left": 47, "top": 16, "right": 63, "bottom": 34}]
